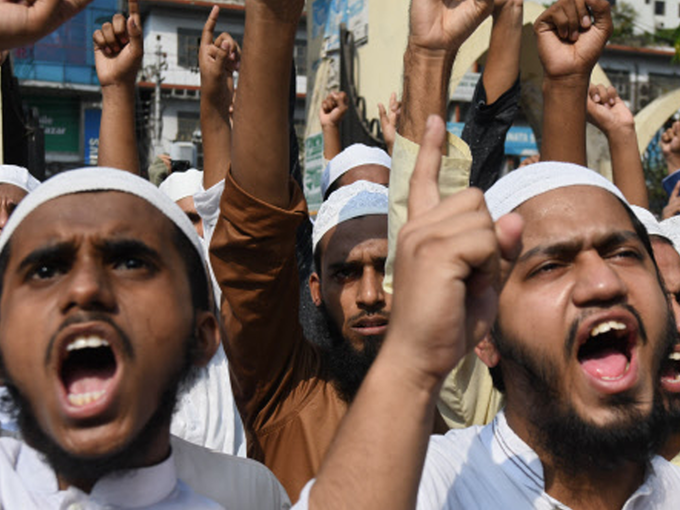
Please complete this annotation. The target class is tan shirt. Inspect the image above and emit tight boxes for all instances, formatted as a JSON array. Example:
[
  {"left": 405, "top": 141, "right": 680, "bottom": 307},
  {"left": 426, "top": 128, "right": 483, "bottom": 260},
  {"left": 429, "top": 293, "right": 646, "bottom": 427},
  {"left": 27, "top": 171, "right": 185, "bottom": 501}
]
[{"left": 210, "top": 172, "right": 347, "bottom": 502}]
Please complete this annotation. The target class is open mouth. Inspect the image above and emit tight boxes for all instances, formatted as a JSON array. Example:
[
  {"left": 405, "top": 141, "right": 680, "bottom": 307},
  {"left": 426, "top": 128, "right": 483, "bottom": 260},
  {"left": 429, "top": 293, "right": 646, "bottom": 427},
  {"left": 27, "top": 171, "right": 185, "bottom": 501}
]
[
  {"left": 60, "top": 336, "right": 118, "bottom": 408},
  {"left": 578, "top": 320, "right": 634, "bottom": 382},
  {"left": 662, "top": 348, "right": 680, "bottom": 392}
]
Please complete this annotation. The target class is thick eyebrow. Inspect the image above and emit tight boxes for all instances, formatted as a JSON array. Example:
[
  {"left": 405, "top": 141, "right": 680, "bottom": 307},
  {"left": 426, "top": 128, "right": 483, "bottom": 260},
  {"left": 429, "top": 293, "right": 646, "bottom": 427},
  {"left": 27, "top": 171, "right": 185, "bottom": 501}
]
[
  {"left": 517, "top": 231, "right": 641, "bottom": 265},
  {"left": 94, "top": 238, "right": 161, "bottom": 262},
  {"left": 18, "top": 241, "right": 77, "bottom": 272}
]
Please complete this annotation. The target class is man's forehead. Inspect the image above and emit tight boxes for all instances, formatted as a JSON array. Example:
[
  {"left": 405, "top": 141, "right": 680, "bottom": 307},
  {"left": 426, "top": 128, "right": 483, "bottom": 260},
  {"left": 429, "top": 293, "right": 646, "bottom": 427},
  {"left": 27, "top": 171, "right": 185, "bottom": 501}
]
[
  {"left": 8, "top": 191, "right": 174, "bottom": 249},
  {"left": 321, "top": 215, "right": 387, "bottom": 262},
  {"left": 514, "top": 186, "right": 635, "bottom": 249}
]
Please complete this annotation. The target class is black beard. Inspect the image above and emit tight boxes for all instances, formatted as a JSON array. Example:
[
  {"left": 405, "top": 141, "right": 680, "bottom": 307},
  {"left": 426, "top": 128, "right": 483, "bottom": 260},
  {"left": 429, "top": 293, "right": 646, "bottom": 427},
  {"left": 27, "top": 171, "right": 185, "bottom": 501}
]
[
  {"left": 316, "top": 305, "right": 382, "bottom": 403},
  {"left": 0, "top": 336, "right": 200, "bottom": 488},
  {"left": 491, "top": 308, "right": 675, "bottom": 475}
]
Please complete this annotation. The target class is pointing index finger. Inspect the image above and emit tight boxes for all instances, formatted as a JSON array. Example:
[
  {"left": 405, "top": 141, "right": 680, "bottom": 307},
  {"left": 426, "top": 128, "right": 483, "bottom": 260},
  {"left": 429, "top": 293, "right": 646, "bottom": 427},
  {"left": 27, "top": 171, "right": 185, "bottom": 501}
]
[
  {"left": 202, "top": 6, "right": 220, "bottom": 45},
  {"left": 128, "top": 0, "right": 139, "bottom": 17},
  {"left": 408, "top": 115, "right": 445, "bottom": 220}
]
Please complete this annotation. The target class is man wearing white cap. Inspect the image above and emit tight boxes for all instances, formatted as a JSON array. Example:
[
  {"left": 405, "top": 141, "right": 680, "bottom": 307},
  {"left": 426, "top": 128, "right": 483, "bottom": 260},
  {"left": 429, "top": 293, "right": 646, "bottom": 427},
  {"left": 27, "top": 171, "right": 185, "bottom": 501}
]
[
  {"left": 292, "top": 115, "right": 680, "bottom": 509},
  {"left": 207, "top": 0, "right": 408, "bottom": 500},
  {"left": 159, "top": 169, "right": 205, "bottom": 238},
  {"left": 0, "top": 167, "right": 289, "bottom": 508},
  {"left": 0, "top": 165, "right": 39, "bottom": 232},
  {"left": 320, "top": 144, "right": 391, "bottom": 200}
]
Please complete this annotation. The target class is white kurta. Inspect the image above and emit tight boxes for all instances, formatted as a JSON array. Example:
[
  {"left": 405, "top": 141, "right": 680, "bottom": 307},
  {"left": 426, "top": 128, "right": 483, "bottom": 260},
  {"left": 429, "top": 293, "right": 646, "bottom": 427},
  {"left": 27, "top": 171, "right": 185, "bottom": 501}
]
[
  {"left": 171, "top": 179, "right": 246, "bottom": 457},
  {"left": 0, "top": 437, "right": 222, "bottom": 509},
  {"left": 295, "top": 410, "right": 680, "bottom": 509}
]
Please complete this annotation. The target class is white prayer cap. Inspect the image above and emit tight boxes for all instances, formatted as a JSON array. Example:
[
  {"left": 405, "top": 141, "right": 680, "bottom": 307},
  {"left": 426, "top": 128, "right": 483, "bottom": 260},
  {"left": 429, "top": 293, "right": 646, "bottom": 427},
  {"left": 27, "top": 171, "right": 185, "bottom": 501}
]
[
  {"left": 661, "top": 216, "right": 680, "bottom": 253},
  {"left": 159, "top": 168, "right": 204, "bottom": 202},
  {"left": 484, "top": 162, "right": 626, "bottom": 221},
  {"left": 0, "top": 165, "right": 40, "bottom": 193},
  {"left": 313, "top": 180, "right": 388, "bottom": 253},
  {"left": 0, "top": 168, "right": 207, "bottom": 279},
  {"left": 321, "top": 144, "right": 391, "bottom": 199},
  {"left": 631, "top": 206, "right": 670, "bottom": 242}
]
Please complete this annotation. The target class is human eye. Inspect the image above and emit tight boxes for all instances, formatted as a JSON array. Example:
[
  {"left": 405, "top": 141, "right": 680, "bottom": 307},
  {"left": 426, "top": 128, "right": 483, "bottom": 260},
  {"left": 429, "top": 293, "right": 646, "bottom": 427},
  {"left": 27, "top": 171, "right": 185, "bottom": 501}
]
[
  {"left": 29, "top": 263, "right": 64, "bottom": 281},
  {"left": 113, "top": 257, "right": 149, "bottom": 271},
  {"left": 527, "top": 260, "right": 564, "bottom": 279},
  {"left": 333, "top": 265, "right": 359, "bottom": 282},
  {"left": 609, "top": 245, "right": 643, "bottom": 262}
]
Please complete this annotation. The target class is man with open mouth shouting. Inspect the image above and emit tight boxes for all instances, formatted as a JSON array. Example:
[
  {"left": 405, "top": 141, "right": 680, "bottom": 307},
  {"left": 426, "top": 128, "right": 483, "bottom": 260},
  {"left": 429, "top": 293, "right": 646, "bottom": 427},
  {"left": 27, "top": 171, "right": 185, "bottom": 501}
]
[{"left": 0, "top": 169, "right": 288, "bottom": 509}]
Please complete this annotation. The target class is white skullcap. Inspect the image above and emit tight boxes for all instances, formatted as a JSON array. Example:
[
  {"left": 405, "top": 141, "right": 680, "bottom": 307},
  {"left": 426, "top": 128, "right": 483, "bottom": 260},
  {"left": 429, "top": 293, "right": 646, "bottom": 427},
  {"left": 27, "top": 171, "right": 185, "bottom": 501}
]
[
  {"left": 313, "top": 180, "right": 388, "bottom": 253},
  {"left": 631, "top": 206, "right": 670, "bottom": 242},
  {"left": 661, "top": 216, "right": 680, "bottom": 254},
  {"left": 0, "top": 165, "right": 40, "bottom": 193},
  {"left": 0, "top": 168, "right": 208, "bottom": 280},
  {"left": 321, "top": 144, "right": 391, "bottom": 198},
  {"left": 484, "top": 162, "right": 626, "bottom": 221},
  {"left": 159, "top": 168, "right": 204, "bottom": 202}
]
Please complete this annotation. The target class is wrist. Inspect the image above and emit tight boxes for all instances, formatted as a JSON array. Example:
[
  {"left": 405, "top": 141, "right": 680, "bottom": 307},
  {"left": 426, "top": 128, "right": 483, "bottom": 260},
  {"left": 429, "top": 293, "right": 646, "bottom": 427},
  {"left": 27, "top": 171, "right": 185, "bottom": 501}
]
[
  {"left": 405, "top": 39, "right": 457, "bottom": 64},
  {"left": 101, "top": 81, "right": 136, "bottom": 98},
  {"left": 604, "top": 124, "right": 636, "bottom": 144}
]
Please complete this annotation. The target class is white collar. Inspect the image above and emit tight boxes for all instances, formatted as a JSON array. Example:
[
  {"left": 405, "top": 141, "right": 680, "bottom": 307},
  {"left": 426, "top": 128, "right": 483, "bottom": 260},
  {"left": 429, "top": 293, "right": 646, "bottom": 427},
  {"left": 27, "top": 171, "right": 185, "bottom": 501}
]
[
  {"left": 481, "top": 409, "right": 665, "bottom": 508},
  {"left": 16, "top": 440, "right": 178, "bottom": 507}
]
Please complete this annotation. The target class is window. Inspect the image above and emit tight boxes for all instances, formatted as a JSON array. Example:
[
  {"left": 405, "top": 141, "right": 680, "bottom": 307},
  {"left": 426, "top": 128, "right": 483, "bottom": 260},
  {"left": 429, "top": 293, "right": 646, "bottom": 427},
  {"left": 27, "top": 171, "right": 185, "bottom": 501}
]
[
  {"left": 603, "top": 69, "right": 631, "bottom": 101},
  {"left": 177, "top": 28, "right": 202, "bottom": 69},
  {"left": 294, "top": 40, "right": 307, "bottom": 76},
  {"left": 176, "top": 111, "right": 200, "bottom": 142},
  {"left": 655, "top": 1, "right": 665, "bottom": 15}
]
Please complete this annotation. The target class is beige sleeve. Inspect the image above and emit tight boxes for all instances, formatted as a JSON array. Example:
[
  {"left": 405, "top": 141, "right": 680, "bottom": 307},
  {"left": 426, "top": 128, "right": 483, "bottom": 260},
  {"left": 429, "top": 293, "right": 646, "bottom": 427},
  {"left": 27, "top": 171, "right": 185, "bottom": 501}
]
[
  {"left": 383, "top": 132, "right": 472, "bottom": 293},
  {"left": 437, "top": 352, "right": 505, "bottom": 429}
]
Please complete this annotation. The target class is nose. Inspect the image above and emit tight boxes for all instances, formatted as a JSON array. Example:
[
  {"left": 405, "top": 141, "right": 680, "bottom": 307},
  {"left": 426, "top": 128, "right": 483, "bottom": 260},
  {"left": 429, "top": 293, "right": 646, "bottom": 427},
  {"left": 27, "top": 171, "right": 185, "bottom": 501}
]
[
  {"left": 59, "top": 259, "right": 116, "bottom": 314},
  {"left": 571, "top": 252, "right": 628, "bottom": 307},
  {"left": 356, "top": 266, "right": 386, "bottom": 311},
  {"left": 0, "top": 205, "right": 11, "bottom": 231}
]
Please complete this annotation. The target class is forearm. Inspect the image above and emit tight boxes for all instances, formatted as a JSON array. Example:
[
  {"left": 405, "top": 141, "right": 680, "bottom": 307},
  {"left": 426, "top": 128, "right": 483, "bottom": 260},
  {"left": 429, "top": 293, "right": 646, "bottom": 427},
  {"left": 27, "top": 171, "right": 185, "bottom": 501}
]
[
  {"left": 541, "top": 77, "right": 588, "bottom": 165},
  {"left": 309, "top": 339, "right": 440, "bottom": 510},
  {"left": 608, "top": 127, "right": 649, "bottom": 208},
  {"left": 201, "top": 91, "right": 232, "bottom": 189},
  {"left": 483, "top": 1, "right": 522, "bottom": 104},
  {"left": 399, "top": 45, "right": 455, "bottom": 152},
  {"left": 231, "top": 7, "right": 298, "bottom": 208},
  {"left": 98, "top": 84, "right": 140, "bottom": 174},
  {"left": 322, "top": 124, "right": 342, "bottom": 160}
]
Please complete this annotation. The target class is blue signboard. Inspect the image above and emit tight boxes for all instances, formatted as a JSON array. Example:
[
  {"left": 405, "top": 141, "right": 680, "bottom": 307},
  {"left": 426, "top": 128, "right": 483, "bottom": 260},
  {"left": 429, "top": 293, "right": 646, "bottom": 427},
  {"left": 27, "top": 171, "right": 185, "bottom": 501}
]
[
  {"left": 84, "top": 108, "right": 102, "bottom": 165},
  {"left": 447, "top": 122, "right": 538, "bottom": 156}
]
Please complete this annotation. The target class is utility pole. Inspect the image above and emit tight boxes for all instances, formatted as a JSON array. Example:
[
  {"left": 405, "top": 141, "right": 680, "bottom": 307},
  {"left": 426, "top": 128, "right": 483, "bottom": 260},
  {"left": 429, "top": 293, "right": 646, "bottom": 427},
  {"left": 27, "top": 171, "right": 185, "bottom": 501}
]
[{"left": 144, "top": 35, "right": 167, "bottom": 158}]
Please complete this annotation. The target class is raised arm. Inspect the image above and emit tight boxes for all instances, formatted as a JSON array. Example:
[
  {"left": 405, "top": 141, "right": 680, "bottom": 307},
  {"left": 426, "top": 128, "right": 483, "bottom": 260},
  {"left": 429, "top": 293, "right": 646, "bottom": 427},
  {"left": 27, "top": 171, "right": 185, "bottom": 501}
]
[
  {"left": 0, "top": 0, "right": 94, "bottom": 50},
  {"left": 307, "top": 116, "right": 523, "bottom": 509},
  {"left": 230, "top": 0, "right": 304, "bottom": 208},
  {"left": 586, "top": 83, "right": 648, "bottom": 207},
  {"left": 320, "top": 91, "right": 349, "bottom": 160},
  {"left": 399, "top": 0, "right": 494, "bottom": 148},
  {"left": 661, "top": 121, "right": 680, "bottom": 176},
  {"left": 378, "top": 92, "right": 401, "bottom": 156},
  {"left": 483, "top": 0, "right": 522, "bottom": 104},
  {"left": 199, "top": 7, "right": 240, "bottom": 190},
  {"left": 94, "top": 0, "right": 143, "bottom": 174},
  {"left": 536, "top": 0, "right": 612, "bottom": 164}
]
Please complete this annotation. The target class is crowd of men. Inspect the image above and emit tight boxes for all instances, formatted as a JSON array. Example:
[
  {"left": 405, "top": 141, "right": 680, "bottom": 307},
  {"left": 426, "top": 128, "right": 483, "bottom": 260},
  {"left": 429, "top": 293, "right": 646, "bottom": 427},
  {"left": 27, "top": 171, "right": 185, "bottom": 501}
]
[{"left": 0, "top": 0, "right": 679, "bottom": 507}]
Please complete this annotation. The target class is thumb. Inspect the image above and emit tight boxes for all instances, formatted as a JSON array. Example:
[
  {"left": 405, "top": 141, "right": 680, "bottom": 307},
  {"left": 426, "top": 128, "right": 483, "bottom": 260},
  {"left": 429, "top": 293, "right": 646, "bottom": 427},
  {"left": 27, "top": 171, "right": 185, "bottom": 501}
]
[
  {"left": 128, "top": 0, "right": 142, "bottom": 39},
  {"left": 586, "top": 0, "right": 613, "bottom": 34},
  {"left": 495, "top": 213, "right": 524, "bottom": 263}
]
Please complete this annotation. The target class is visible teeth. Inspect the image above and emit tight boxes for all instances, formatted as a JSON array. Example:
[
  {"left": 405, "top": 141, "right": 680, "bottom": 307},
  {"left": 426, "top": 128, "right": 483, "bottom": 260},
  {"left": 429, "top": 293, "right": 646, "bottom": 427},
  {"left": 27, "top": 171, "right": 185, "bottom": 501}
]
[
  {"left": 67, "top": 390, "right": 106, "bottom": 407},
  {"left": 66, "top": 336, "right": 109, "bottom": 352},
  {"left": 590, "top": 321, "right": 626, "bottom": 338},
  {"left": 669, "top": 352, "right": 680, "bottom": 361}
]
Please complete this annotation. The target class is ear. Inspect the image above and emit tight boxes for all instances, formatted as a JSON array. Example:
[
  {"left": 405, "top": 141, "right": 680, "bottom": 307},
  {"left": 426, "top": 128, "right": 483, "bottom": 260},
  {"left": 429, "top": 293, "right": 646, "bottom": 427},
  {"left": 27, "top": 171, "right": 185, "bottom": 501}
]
[
  {"left": 192, "top": 310, "right": 221, "bottom": 367},
  {"left": 475, "top": 334, "right": 500, "bottom": 369},
  {"left": 309, "top": 272, "right": 323, "bottom": 307}
]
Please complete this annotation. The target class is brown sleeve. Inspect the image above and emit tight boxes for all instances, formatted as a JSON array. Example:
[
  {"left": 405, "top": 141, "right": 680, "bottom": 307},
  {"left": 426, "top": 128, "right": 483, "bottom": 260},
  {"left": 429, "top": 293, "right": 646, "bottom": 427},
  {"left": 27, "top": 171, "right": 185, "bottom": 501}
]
[{"left": 210, "top": 170, "right": 315, "bottom": 429}]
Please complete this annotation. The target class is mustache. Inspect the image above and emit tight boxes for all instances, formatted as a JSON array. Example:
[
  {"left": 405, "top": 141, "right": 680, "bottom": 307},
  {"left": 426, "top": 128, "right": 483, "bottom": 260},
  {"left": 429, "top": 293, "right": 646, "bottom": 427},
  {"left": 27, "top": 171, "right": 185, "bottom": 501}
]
[
  {"left": 563, "top": 304, "right": 648, "bottom": 361},
  {"left": 44, "top": 312, "right": 134, "bottom": 367},
  {"left": 347, "top": 310, "right": 390, "bottom": 326}
]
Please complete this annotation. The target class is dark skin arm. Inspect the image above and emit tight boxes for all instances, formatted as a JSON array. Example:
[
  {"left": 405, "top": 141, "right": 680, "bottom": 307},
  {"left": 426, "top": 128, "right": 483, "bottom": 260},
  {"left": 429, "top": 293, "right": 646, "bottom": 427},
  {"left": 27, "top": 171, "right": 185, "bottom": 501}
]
[
  {"left": 483, "top": 0, "right": 522, "bottom": 104},
  {"left": 320, "top": 91, "right": 348, "bottom": 160},
  {"left": 230, "top": 0, "right": 304, "bottom": 208},
  {"left": 94, "top": 0, "right": 143, "bottom": 174},
  {"left": 587, "top": 83, "right": 648, "bottom": 208},
  {"left": 199, "top": 6, "right": 240, "bottom": 190},
  {"left": 398, "top": 0, "right": 494, "bottom": 153},
  {"left": 536, "top": 0, "right": 612, "bottom": 165}
]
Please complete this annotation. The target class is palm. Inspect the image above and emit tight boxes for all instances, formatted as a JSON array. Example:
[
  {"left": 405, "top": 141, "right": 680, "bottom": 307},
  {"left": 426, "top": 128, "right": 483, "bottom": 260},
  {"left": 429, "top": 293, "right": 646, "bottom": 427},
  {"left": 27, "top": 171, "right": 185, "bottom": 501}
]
[
  {"left": 95, "top": 45, "right": 141, "bottom": 87},
  {"left": 410, "top": 0, "right": 493, "bottom": 51}
]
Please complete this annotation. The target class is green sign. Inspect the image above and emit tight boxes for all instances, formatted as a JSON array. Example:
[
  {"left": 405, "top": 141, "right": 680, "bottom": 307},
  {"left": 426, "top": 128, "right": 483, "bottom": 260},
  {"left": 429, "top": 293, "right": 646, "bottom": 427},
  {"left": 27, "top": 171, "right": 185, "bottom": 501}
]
[
  {"left": 304, "top": 132, "right": 325, "bottom": 214},
  {"left": 28, "top": 97, "right": 80, "bottom": 153}
]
